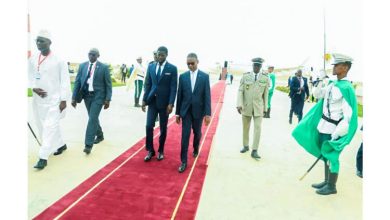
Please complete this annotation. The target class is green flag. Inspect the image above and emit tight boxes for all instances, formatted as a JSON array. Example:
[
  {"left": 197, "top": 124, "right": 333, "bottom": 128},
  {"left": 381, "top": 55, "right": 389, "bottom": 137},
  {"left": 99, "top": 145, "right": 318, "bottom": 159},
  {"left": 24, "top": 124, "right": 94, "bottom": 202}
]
[{"left": 292, "top": 80, "right": 358, "bottom": 173}]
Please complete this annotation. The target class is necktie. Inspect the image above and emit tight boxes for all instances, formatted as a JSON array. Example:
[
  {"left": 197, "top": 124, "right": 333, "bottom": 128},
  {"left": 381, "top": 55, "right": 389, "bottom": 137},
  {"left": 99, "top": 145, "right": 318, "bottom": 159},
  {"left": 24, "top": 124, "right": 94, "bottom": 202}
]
[
  {"left": 156, "top": 64, "right": 162, "bottom": 80},
  {"left": 87, "top": 63, "right": 93, "bottom": 82},
  {"left": 255, "top": 73, "right": 258, "bottom": 81},
  {"left": 84, "top": 63, "right": 93, "bottom": 92}
]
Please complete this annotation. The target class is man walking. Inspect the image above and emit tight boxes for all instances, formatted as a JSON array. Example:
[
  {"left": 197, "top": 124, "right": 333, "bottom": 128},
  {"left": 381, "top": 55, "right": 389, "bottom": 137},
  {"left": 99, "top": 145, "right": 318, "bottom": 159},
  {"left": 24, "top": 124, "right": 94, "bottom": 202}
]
[
  {"left": 236, "top": 57, "right": 269, "bottom": 160},
  {"left": 175, "top": 53, "right": 211, "bottom": 173},
  {"left": 72, "top": 48, "right": 112, "bottom": 154},
  {"left": 142, "top": 46, "right": 178, "bottom": 161},
  {"left": 132, "top": 56, "right": 146, "bottom": 107},
  {"left": 292, "top": 53, "right": 358, "bottom": 195},
  {"left": 288, "top": 69, "right": 309, "bottom": 123},
  {"left": 28, "top": 30, "right": 71, "bottom": 169},
  {"left": 264, "top": 65, "right": 276, "bottom": 118}
]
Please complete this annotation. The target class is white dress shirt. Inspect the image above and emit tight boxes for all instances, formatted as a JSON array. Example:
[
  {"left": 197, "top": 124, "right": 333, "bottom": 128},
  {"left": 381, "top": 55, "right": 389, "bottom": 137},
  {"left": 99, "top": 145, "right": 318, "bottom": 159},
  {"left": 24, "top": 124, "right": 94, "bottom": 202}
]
[
  {"left": 313, "top": 77, "right": 353, "bottom": 140},
  {"left": 134, "top": 62, "right": 146, "bottom": 80},
  {"left": 87, "top": 62, "right": 97, "bottom": 91},
  {"left": 190, "top": 69, "right": 198, "bottom": 92},
  {"left": 155, "top": 60, "right": 167, "bottom": 76}
]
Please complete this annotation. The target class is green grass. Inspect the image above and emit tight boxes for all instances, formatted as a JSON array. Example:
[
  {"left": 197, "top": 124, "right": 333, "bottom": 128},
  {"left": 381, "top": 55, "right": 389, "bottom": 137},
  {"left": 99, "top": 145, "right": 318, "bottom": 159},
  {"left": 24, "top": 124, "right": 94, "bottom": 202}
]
[
  {"left": 275, "top": 86, "right": 363, "bottom": 117},
  {"left": 28, "top": 81, "right": 125, "bottom": 97}
]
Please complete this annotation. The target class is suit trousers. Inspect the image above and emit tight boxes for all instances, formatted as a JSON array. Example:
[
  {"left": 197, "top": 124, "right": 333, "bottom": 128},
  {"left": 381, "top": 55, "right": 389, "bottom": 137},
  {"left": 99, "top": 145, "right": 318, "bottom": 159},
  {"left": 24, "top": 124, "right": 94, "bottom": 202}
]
[
  {"left": 84, "top": 94, "right": 104, "bottom": 146},
  {"left": 356, "top": 142, "right": 363, "bottom": 173},
  {"left": 145, "top": 101, "right": 169, "bottom": 153},
  {"left": 242, "top": 115, "right": 262, "bottom": 150},
  {"left": 180, "top": 112, "right": 203, "bottom": 163}
]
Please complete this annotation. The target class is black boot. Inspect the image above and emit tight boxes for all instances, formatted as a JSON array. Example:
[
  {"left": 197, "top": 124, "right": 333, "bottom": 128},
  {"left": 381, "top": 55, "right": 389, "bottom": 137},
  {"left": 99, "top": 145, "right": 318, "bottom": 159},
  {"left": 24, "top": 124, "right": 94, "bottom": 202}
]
[
  {"left": 134, "top": 98, "right": 141, "bottom": 107},
  {"left": 289, "top": 117, "right": 292, "bottom": 124},
  {"left": 312, "top": 162, "right": 329, "bottom": 189},
  {"left": 267, "top": 108, "right": 271, "bottom": 118},
  {"left": 316, "top": 173, "right": 338, "bottom": 195}
]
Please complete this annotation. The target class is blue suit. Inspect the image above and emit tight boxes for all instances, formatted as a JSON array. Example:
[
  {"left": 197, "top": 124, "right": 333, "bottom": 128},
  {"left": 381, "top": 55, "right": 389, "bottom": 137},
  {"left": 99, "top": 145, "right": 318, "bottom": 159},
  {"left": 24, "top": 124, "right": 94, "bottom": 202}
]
[
  {"left": 289, "top": 76, "right": 309, "bottom": 121},
  {"left": 72, "top": 61, "right": 112, "bottom": 147},
  {"left": 143, "top": 61, "right": 178, "bottom": 153},
  {"left": 175, "top": 70, "right": 211, "bottom": 163}
]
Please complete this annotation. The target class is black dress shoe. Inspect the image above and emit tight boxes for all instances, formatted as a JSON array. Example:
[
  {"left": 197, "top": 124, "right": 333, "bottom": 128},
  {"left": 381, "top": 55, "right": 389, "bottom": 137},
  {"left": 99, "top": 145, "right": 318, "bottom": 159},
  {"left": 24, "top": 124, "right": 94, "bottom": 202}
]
[
  {"left": 53, "top": 144, "right": 67, "bottom": 156},
  {"left": 83, "top": 145, "right": 92, "bottom": 155},
  {"left": 193, "top": 151, "right": 199, "bottom": 158},
  {"left": 240, "top": 146, "right": 249, "bottom": 153},
  {"left": 34, "top": 159, "right": 47, "bottom": 169},
  {"left": 94, "top": 136, "right": 104, "bottom": 144},
  {"left": 251, "top": 150, "right": 261, "bottom": 160},
  {"left": 157, "top": 152, "right": 164, "bottom": 161},
  {"left": 144, "top": 151, "right": 155, "bottom": 162},
  {"left": 178, "top": 163, "right": 187, "bottom": 173},
  {"left": 289, "top": 118, "right": 292, "bottom": 124}
]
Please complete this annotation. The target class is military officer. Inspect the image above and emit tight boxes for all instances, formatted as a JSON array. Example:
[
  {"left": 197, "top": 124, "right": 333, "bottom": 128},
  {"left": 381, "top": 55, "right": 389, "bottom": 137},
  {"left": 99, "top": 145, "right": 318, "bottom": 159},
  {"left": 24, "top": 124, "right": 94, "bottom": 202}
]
[{"left": 236, "top": 57, "right": 270, "bottom": 160}]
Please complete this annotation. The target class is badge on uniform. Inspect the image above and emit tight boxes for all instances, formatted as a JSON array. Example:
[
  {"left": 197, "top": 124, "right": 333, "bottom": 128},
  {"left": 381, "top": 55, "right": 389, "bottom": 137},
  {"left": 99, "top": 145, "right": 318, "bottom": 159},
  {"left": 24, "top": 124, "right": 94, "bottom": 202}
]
[{"left": 35, "top": 72, "right": 41, "bottom": 80}]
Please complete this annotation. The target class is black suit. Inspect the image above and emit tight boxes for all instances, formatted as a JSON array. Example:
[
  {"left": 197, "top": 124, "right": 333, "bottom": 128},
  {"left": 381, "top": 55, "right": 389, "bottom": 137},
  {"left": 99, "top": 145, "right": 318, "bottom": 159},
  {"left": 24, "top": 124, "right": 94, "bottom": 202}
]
[
  {"left": 176, "top": 70, "right": 211, "bottom": 163},
  {"left": 289, "top": 76, "right": 309, "bottom": 121}
]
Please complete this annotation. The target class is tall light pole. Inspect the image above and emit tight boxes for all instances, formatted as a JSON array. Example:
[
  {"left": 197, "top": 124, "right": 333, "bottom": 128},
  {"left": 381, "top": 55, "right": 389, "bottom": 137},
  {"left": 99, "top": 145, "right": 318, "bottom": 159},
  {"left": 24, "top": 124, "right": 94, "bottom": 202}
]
[{"left": 323, "top": 8, "right": 326, "bottom": 72}]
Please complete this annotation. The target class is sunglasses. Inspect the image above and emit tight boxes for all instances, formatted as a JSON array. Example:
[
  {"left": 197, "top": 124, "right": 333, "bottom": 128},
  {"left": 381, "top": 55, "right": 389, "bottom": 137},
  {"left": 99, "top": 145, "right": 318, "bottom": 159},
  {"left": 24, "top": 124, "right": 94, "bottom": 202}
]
[
  {"left": 88, "top": 53, "right": 98, "bottom": 56},
  {"left": 187, "top": 62, "right": 196, "bottom": 66}
]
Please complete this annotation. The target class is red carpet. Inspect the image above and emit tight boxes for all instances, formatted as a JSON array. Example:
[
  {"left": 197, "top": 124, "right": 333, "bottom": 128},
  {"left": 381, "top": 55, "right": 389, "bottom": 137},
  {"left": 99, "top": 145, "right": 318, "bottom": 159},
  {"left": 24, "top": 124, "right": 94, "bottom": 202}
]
[{"left": 34, "top": 81, "right": 226, "bottom": 220}]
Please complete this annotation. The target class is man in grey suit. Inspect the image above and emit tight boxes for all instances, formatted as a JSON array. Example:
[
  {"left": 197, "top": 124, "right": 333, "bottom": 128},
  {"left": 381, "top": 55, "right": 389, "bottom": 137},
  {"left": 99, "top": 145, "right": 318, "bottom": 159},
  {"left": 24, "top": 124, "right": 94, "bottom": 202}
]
[{"left": 72, "top": 48, "right": 112, "bottom": 154}]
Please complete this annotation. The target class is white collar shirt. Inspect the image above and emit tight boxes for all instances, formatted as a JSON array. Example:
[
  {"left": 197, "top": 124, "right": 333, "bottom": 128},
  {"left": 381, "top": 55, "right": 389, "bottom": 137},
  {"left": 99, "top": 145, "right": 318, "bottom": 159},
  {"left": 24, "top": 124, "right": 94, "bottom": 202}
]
[
  {"left": 87, "top": 61, "right": 97, "bottom": 91},
  {"left": 155, "top": 61, "right": 167, "bottom": 76},
  {"left": 190, "top": 69, "right": 198, "bottom": 92}
]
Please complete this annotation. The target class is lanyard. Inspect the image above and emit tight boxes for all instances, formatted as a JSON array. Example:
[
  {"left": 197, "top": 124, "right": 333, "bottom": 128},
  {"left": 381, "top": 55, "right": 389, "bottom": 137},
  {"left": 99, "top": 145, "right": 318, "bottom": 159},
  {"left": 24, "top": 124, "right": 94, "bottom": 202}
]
[{"left": 37, "top": 52, "right": 50, "bottom": 72}]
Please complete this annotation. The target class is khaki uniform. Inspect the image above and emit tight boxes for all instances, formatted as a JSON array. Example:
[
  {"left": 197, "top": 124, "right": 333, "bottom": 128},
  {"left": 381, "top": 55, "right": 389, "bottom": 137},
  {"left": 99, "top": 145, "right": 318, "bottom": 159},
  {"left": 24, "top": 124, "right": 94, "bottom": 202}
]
[{"left": 237, "top": 72, "right": 269, "bottom": 150}]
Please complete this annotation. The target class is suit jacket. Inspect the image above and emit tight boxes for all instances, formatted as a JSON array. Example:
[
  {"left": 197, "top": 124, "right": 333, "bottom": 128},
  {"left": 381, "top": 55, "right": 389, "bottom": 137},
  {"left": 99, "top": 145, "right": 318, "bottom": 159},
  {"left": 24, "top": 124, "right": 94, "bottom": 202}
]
[
  {"left": 289, "top": 76, "right": 309, "bottom": 100},
  {"left": 237, "top": 72, "right": 269, "bottom": 117},
  {"left": 175, "top": 70, "right": 211, "bottom": 119},
  {"left": 143, "top": 61, "right": 178, "bottom": 109},
  {"left": 72, "top": 61, "right": 112, "bottom": 104}
]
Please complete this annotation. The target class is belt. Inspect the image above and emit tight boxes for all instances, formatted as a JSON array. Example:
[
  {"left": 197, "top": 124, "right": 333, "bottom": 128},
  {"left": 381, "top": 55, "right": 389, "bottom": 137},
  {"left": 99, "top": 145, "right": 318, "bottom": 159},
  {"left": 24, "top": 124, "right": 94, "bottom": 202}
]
[
  {"left": 85, "top": 91, "right": 95, "bottom": 96},
  {"left": 321, "top": 114, "right": 342, "bottom": 125},
  {"left": 137, "top": 74, "right": 145, "bottom": 78}
]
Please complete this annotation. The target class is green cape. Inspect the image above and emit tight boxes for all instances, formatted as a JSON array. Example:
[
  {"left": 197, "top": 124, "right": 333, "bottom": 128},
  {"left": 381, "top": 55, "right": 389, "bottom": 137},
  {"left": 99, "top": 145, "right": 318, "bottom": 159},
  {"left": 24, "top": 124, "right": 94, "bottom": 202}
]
[{"left": 291, "top": 80, "right": 358, "bottom": 172}]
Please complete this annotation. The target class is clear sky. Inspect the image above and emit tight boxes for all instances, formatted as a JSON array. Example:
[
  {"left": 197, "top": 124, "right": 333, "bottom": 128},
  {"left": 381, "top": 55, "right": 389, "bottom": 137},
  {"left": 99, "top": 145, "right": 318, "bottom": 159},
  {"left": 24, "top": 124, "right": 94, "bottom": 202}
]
[{"left": 28, "top": 0, "right": 362, "bottom": 80}]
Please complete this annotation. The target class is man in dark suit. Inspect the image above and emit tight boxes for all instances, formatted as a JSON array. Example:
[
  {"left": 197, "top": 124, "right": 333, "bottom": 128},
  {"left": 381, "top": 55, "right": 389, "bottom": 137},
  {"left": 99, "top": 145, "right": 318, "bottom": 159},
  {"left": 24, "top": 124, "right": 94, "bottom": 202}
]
[
  {"left": 289, "top": 69, "right": 309, "bottom": 123},
  {"left": 72, "top": 48, "right": 112, "bottom": 154},
  {"left": 142, "top": 46, "right": 178, "bottom": 161},
  {"left": 175, "top": 53, "right": 211, "bottom": 173}
]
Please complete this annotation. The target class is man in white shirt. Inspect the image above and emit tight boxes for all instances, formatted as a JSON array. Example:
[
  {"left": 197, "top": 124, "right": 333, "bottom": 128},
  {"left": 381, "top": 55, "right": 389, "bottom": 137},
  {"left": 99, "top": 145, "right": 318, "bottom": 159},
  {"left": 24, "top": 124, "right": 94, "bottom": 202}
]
[
  {"left": 28, "top": 30, "right": 71, "bottom": 169},
  {"left": 133, "top": 57, "right": 146, "bottom": 107}
]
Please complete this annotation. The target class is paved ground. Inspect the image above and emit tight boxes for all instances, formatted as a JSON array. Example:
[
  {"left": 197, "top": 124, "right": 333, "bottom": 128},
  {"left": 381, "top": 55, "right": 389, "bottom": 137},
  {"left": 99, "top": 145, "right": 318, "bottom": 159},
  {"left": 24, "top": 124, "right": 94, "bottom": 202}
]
[
  {"left": 28, "top": 75, "right": 362, "bottom": 219},
  {"left": 196, "top": 80, "right": 363, "bottom": 220}
]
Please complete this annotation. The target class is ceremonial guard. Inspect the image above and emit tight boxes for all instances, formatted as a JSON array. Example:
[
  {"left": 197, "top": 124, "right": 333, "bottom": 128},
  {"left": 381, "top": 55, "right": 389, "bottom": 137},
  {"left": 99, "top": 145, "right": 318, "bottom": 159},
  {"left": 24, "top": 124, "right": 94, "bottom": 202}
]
[{"left": 292, "top": 53, "right": 358, "bottom": 195}]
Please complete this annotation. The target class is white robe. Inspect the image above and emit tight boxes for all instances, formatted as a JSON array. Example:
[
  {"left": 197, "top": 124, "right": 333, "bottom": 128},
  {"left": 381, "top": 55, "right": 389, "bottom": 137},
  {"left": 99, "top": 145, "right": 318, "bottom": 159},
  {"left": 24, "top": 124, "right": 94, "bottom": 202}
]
[{"left": 28, "top": 52, "right": 71, "bottom": 160}]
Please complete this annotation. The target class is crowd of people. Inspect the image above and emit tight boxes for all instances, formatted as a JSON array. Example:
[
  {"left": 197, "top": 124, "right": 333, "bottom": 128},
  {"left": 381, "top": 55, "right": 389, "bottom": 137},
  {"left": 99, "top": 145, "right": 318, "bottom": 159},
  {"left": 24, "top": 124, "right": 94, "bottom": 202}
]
[{"left": 28, "top": 29, "right": 362, "bottom": 197}]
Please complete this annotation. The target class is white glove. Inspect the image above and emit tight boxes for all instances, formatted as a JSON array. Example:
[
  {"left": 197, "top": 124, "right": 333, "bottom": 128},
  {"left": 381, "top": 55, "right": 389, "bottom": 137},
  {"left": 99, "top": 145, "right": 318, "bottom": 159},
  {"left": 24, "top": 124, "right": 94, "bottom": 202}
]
[
  {"left": 331, "top": 133, "right": 339, "bottom": 141},
  {"left": 318, "top": 70, "right": 327, "bottom": 80}
]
